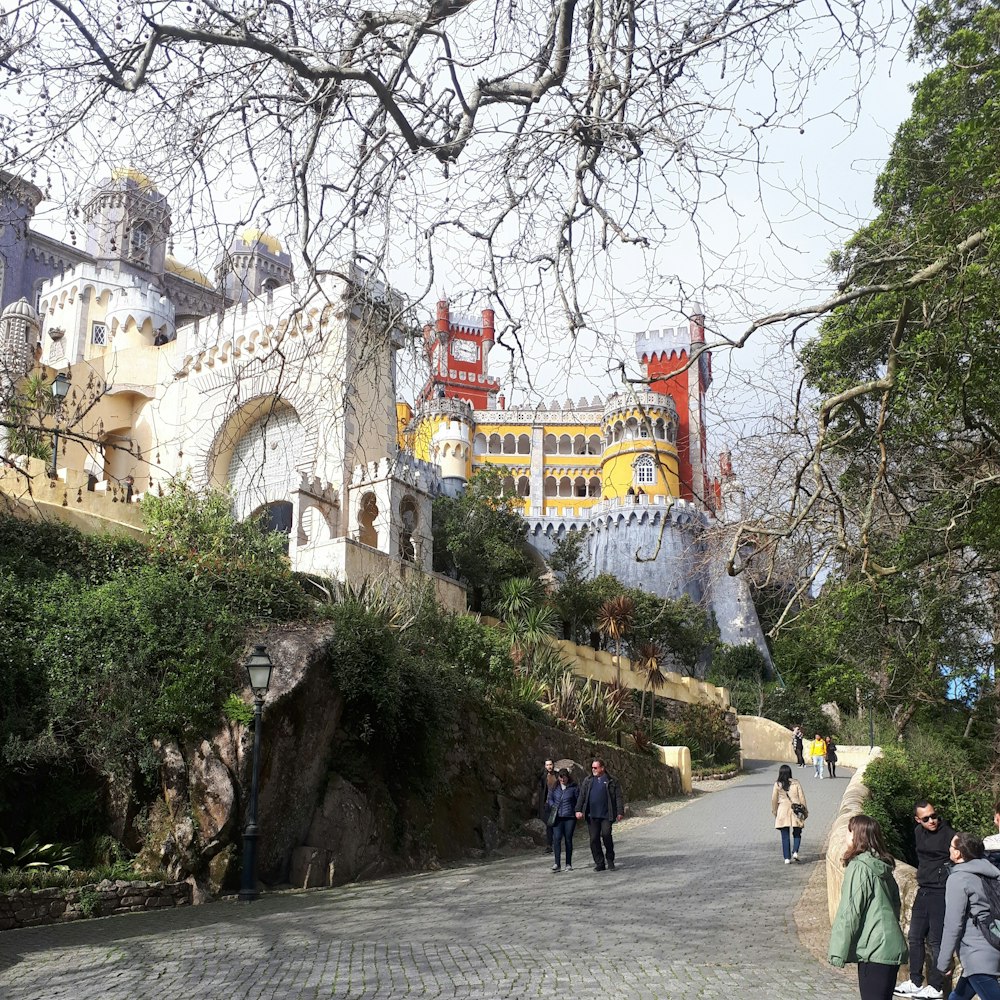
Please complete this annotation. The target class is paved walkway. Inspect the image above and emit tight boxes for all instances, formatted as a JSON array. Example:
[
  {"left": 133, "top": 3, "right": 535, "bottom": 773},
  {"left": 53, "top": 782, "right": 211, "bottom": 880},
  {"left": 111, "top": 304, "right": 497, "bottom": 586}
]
[{"left": 0, "top": 761, "right": 859, "bottom": 999}]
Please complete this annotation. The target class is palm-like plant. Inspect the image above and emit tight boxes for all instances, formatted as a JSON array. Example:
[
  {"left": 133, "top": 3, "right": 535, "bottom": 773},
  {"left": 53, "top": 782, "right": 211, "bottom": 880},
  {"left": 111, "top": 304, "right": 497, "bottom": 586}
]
[
  {"left": 596, "top": 595, "right": 635, "bottom": 683},
  {"left": 633, "top": 641, "right": 667, "bottom": 726}
]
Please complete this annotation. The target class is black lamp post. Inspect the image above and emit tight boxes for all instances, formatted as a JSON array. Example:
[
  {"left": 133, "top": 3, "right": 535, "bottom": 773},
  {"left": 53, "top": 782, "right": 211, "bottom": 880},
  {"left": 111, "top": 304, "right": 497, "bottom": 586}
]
[
  {"left": 239, "top": 644, "right": 274, "bottom": 903},
  {"left": 49, "top": 371, "right": 70, "bottom": 479}
]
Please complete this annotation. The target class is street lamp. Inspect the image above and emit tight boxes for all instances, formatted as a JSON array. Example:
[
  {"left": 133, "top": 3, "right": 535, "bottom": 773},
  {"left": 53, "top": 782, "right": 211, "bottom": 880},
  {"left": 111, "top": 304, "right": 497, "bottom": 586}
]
[
  {"left": 239, "top": 644, "right": 274, "bottom": 903},
  {"left": 49, "top": 371, "right": 70, "bottom": 479}
]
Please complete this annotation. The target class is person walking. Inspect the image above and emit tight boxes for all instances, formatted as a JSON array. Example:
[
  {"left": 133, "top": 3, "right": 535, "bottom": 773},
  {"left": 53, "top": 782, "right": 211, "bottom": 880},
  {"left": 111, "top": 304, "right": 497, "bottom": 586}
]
[
  {"left": 547, "top": 768, "right": 579, "bottom": 872},
  {"left": 827, "top": 737, "right": 840, "bottom": 779},
  {"left": 792, "top": 725, "right": 806, "bottom": 767},
  {"left": 811, "top": 733, "right": 828, "bottom": 779},
  {"left": 829, "top": 813, "right": 909, "bottom": 1000},
  {"left": 575, "top": 758, "right": 624, "bottom": 872},
  {"left": 537, "top": 759, "right": 558, "bottom": 854},
  {"left": 771, "top": 764, "right": 808, "bottom": 864},
  {"left": 895, "top": 802, "right": 955, "bottom": 999},
  {"left": 936, "top": 831, "right": 1000, "bottom": 1000}
]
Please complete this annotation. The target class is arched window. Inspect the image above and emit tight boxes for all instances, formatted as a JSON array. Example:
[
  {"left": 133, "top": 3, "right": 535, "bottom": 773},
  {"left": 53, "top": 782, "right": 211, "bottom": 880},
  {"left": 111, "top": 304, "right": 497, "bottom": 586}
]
[
  {"left": 634, "top": 454, "right": 656, "bottom": 486},
  {"left": 588, "top": 476, "right": 602, "bottom": 498},
  {"left": 501, "top": 475, "right": 515, "bottom": 496},
  {"left": 517, "top": 476, "right": 530, "bottom": 497},
  {"left": 474, "top": 433, "right": 487, "bottom": 455},
  {"left": 517, "top": 433, "right": 530, "bottom": 454},
  {"left": 130, "top": 220, "right": 154, "bottom": 265},
  {"left": 573, "top": 434, "right": 586, "bottom": 454},
  {"left": 625, "top": 417, "right": 639, "bottom": 439},
  {"left": 252, "top": 501, "right": 293, "bottom": 554},
  {"left": 503, "top": 433, "right": 516, "bottom": 454},
  {"left": 558, "top": 434, "right": 572, "bottom": 455},
  {"left": 399, "top": 495, "right": 418, "bottom": 562},
  {"left": 588, "top": 434, "right": 601, "bottom": 455},
  {"left": 558, "top": 476, "right": 572, "bottom": 497},
  {"left": 488, "top": 433, "right": 502, "bottom": 453},
  {"left": 574, "top": 476, "right": 587, "bottom": 497},
  {"left": 614, "top": 422, "right": 624, "bottom": 443},
  {"left": 358, "top": 492, "right": 379, "bottom": 547},
  {"left": 544, "top": 434, "right": 557, "bottom": 454},
  {"left": 654, "top": 419, "right": 665, "bottom": 440}
]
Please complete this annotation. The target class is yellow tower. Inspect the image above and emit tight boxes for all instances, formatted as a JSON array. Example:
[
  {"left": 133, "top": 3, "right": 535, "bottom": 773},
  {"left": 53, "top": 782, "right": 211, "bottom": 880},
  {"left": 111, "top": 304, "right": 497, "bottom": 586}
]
[
  {"left": 409, "top": 397, "right": 475, "bottom": 492},
  {"left": 599, "top": 391, "right": 680, "bottom": 501}
]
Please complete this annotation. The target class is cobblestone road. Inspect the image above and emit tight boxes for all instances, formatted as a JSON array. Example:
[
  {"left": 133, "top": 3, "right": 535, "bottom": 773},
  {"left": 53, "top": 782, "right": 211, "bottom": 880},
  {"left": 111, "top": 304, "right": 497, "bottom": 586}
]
[{"left": 0, "top": 761, "right": 861, "bottom": 999}]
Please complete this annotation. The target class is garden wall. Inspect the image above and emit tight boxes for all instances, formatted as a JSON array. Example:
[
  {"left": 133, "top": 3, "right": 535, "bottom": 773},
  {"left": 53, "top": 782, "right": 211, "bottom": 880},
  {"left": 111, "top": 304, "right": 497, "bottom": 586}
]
[{"left": 0, "top": 879, "right": 191, "bottom": 931}]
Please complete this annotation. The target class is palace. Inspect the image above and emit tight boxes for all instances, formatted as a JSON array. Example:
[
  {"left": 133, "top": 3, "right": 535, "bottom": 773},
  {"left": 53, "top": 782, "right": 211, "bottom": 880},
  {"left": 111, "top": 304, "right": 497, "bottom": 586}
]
[{"left": 0, "top": 170, "right": 769, "bottom": 659}]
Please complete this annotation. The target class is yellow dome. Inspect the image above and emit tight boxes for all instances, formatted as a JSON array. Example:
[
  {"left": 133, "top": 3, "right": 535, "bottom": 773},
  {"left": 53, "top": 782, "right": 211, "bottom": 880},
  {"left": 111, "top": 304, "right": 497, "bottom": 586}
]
[
  {"left": 165, "top": 256, "right": 214, "bottom": 288},
  {"left": 241, "top": 228, "right": 283, "bottom": 254},
  {"left": 110, "top": 166, "right": 157, "bottom": 191}
]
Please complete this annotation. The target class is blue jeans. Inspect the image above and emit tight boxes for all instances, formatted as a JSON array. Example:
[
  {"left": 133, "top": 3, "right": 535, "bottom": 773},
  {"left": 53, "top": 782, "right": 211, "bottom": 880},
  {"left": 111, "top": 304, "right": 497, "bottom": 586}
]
[
  {"left": 779, "top": 826, "right": 802, "bottom": 861},
  {"left": 813, "top": 755, "right": 824, "bottom": 777},
  {"left": 552, "top": 817, "right": 576, "bottom": 867},
  {"left": 949, "top": 975, "right": 1000, "bottom": 1000}
]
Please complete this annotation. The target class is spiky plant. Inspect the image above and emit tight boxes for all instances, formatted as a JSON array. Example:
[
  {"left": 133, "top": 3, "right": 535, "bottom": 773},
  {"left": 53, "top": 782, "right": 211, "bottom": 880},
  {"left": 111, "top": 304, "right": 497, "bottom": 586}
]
[{"left": 633, "top": 641, "right": 667, "bottom": 724}]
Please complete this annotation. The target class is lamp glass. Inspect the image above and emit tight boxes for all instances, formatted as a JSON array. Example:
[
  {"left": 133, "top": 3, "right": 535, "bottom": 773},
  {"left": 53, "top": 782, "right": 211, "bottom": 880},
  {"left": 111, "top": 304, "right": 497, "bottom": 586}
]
[
  {"left": 246, "top": 645, "right": 273, "bottom": 694},
  {"left": 51, "top": 372, "right": 70, "bottom": 400}
]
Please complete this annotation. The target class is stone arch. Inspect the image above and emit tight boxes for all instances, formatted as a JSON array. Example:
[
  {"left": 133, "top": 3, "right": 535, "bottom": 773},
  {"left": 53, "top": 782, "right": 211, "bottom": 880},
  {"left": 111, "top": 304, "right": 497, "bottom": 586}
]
[
  {"left": 573, "top": 434, "right": 586, "bottom": 454},
  {"left": 544, "top": 476, "right": 557, "bottom": 496},
  {"left": 544, "top": 433, "right": 557, "bottom": 454},
  {"left": 488, "top": 433, "right": 502, "bottom": 454},
  {"left": 503, "top": 433, "right": 516, "bottom": 454},
  {"left": 558, "top": 476, "right": 572, "bottom": 497},
  {"left": 517, "top": 433, "right": 530, "bottom": 454},
  {"left": 501, "top": 474, "right": 516, "bottom": 496},
  {"left": 588, "top": 434, "right": 601, "bottom": 455},
  {"left": 558, "top": 433, "right": 572, "bottom": 455},
  {"left": 474, "top": 433, "right": 487, "bottom": 454},
  {"left": 517, "top": 475, "right": 530, "bottom": 497},
  {"left": 399, "top": 494, "right": 418, "bottom": 562},
  {"left": 358, "top": 491, "right": 379, "bottom": 547},
  {"left": 250, "top": 500, "right": 293, "bottom": 554},
  {"left": 589, "top": 476, "right": 602, "bottom": 497},
  {"left": 574, "top": 476, "right": 587, "bottom": 497}
]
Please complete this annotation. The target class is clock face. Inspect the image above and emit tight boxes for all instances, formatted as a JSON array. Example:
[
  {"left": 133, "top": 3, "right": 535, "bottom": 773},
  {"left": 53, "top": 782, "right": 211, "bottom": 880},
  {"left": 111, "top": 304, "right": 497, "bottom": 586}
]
[{"left": 451, "top": 338, "right": 478, "bottom": 363}]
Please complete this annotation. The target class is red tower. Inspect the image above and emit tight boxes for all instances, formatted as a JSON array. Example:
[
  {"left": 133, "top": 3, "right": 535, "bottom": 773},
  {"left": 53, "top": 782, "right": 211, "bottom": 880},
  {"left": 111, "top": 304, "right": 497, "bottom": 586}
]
[
  {"left": 636, "top": 308, "right": 712, "bottom": 505},
  {"left": 419, "top": 299, "right": 500, "bottom": 409}
]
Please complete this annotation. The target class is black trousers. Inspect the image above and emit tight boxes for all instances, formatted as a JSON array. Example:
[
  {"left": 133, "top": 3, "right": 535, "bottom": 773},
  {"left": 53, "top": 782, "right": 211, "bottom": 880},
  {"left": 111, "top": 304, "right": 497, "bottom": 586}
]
[
  {"left": 587, "top": 818, "right": 614, "bottom": 867},
  {"left": 908, "top": 886, "right": 946, "bottom": 989},
  {"left": 794, "top": 745, "right": 805, "bottom": 766},
  {"left": 858, "top": 962, "right": 900, "bottom": 1000}
]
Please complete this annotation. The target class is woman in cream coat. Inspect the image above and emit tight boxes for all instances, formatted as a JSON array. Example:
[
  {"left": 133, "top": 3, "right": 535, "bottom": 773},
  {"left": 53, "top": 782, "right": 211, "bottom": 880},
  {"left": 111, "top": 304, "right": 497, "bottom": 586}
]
[{"left": 771, "top": 763, "right": 808, "bottom": 864}]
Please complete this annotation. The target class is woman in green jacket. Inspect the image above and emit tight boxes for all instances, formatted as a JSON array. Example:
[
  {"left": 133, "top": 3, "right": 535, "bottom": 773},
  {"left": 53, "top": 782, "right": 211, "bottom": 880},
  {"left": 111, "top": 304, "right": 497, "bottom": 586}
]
[{"left": 829, "top": 814, "right": 908, "bottom": 1000}]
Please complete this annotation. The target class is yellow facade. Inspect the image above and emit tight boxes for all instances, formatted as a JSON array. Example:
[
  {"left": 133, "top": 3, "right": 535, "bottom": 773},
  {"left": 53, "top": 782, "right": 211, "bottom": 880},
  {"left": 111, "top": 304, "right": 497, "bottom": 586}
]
[{"left": 407, "top": 390, "right": 681, "bottom": 517}]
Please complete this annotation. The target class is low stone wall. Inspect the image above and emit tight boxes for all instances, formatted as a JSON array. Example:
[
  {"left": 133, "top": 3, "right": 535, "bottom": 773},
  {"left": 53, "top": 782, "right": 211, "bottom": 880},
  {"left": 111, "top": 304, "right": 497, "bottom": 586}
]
[
  {"left": 737, "top": 715, "right": 793, "bottom": 761},
  {"left": 0, "top": 879, "right": 191, "bottom": 931},
  {"left": 654, "top": 744, "right": 692, "bottom": 793},
  {"left": 825, "top": 751, "right": 918, "bottom": 936}
]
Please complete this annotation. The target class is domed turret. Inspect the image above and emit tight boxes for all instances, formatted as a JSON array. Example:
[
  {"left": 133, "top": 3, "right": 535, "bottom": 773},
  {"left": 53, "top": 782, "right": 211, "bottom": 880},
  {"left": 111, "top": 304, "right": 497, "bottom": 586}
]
[
  {"left": 599, "top": 391, "right": 679, "bottom": 502},
  {"left": 84, "top": 169, "right": 171, "bottom": 276},
  {"left": 0, "top": 297, "right": 41, "bottom": 382},
  {"left": 215, "top": 228, "right": 293, "bottom": 305},
  {"left": 411, "top": 397, "right": 475, "bottom": 495}
]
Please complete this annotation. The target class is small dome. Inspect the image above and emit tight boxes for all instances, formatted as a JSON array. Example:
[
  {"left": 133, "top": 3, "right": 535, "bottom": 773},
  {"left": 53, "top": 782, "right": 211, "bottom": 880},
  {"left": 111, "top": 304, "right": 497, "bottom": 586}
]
[
  {"left": 240, "top": 228, "right": 284, "bottom": 255},
  {"left": 165, "top": 255, "right": 214, "bottom": 288},
  {"left": 1, "top": 297, "right": 40, "bottom": 324},
  {"left": 110, "top": 166, "right": 158, "bottom": 191}
]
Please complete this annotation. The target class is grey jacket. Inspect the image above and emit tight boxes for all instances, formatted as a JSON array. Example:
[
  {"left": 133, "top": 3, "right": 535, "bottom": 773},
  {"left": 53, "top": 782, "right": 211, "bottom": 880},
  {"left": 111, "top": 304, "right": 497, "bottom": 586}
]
[{"left": 937, "top": 858, "right": 1000, "bottom": 977}]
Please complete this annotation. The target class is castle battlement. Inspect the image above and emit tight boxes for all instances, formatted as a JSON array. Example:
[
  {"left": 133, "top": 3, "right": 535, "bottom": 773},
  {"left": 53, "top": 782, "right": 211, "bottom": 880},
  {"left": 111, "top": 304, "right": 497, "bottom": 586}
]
[
  {"left": 635, "top": 326, "right": 691, "bottom": 363},
  {"left": 350, "top": 453, "right": 442, "bottom": 494},
  {"left": 417, "top": 397, "right": 475, "bottom": 421},
  {"left": 602, "top": 389, "right": 678, "bottom": 421}
]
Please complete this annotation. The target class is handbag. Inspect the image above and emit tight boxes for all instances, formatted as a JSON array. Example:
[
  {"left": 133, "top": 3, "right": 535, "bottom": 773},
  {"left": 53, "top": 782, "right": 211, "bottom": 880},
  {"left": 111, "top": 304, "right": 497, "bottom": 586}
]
[
  {"left": 791, "top": 802, "right": 808, "bottom": 821},
  {"left": 546, "top": 804, "right": 559, "bottom": 827}
]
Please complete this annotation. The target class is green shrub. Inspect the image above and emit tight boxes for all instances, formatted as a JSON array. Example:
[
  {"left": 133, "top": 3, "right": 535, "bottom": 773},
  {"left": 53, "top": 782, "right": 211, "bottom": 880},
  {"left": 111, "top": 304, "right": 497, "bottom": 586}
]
[
  {"left": 654, "top": 704, "right": 740, "bottom": 767},
  {"left": 864, "top": 737, "right": 996, "bottom": 865}
]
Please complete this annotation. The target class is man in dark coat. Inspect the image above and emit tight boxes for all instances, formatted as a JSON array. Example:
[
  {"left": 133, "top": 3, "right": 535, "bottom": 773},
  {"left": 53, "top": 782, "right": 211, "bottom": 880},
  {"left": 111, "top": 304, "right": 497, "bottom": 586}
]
[
  {"left": 893, "top": 800, "right": 955, "bottom": 999},
  {"left": 537, "top": 759, "right": 558, "bottom": 852},
  {"left": 575, "top": 758, "right": 624, "bottom": 871}
]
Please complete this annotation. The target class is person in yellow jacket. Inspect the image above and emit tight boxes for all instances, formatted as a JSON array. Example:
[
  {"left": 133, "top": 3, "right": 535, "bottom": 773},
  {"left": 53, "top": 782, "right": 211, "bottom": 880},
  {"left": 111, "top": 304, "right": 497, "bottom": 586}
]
[{"left": 811, "top": 733, "right": 828, "bottom": 779}]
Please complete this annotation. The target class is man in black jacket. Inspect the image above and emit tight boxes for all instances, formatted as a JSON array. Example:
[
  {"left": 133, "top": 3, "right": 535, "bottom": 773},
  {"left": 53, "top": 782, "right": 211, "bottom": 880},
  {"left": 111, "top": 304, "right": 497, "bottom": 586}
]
[
  {"left": 575, "top": 758, "right": 624, "bottom": 871},
  {"left": 893, "top": 801, "right": 955, "bottom": 999},
  {"left": 537, "top": 759, "right": 558, "bottom": 853}
]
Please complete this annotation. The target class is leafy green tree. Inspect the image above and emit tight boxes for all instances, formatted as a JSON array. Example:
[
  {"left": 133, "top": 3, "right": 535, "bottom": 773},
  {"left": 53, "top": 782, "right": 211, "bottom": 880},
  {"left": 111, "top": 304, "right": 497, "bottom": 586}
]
[{"left": 432, "top": 467, "right": 534, "bottom": 612}]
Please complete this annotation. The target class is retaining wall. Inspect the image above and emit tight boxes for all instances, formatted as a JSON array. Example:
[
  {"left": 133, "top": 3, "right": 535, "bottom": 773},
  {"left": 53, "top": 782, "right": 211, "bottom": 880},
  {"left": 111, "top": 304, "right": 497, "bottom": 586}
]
[{"left": 0, "top": 878, "right": 191, "bottom": 931}]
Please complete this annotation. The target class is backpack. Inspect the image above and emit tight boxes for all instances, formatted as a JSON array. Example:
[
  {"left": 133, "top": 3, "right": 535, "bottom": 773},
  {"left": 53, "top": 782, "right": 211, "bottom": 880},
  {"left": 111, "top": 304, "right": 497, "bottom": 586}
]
[{"left": 973, "top": 874, "right": 1000, "bottom": 950}]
